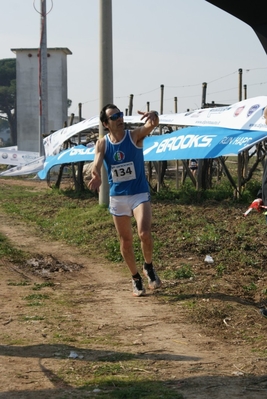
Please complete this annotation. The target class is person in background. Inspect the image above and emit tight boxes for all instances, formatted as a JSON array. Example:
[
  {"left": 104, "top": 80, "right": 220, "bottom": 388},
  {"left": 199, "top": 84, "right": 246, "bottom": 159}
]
[
  {"left": 189, "top": 159, "right": 198, "bottom": 177},
  {"left": 88, "top": 104, "right": 161, "bottom": 297}
]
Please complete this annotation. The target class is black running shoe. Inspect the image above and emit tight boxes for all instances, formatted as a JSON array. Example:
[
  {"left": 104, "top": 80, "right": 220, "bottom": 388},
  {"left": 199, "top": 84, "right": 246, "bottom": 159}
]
[
  {"left": 132, "top": 277, "right": 146, "bottom": 297},
  {"left": 143, "top": 265, "right": 161, "bottom": 289}
]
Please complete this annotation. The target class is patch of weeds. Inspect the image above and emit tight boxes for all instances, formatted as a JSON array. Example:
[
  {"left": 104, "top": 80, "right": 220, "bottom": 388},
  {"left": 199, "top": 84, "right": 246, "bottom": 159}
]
[
  {"left": 183, "top": 300, "right": 197, "bottom": 309},
  {"left": 251, "top": 348, "right": 267, "bottom": 357},
  {"left": 152, "top": 236, "right": 161, "bottom": 263},
  {"left": 0, "top": 233, "right": 28, "bottom": 263},
  {"left": 53, "top": 333, "right": 63, "bottom": 340},
  {"left": 241, "top": 332, "right": 265, "bottom": 345},
  {"left": 92, "top": 363, "right": 124, "bottom": 377},
  {"left": 198, "top": 224, "right": 220, "bottom": 245},
  {"left": 243, "top": 282, "right": 257, "bottom": 292},
  {"left": 26, "top": 301, "right": 43, "bottom": 307},
  {"left": 22, "top": 315, "right": 45, "bottom": 321},
  {"left": 32, "top": 282, "right": 55, "bottom": 290},
  {"left": 102, "top": 353, "right": 136, "bottom": 362},
  {"left": 59, "top": 361, "right": 184, "bottom": 398},
  {"left": 163, "top": 264, "right": 194, "bottom": 280},
  {"left": 24, "top": 293, "right": 50, "bottom": 300},
  {"left": 7, "top": 280, "right": 31, "bottom": 286},
  {"left": 162, "top": 293, "right": 191, "bottom": 302},
  {"left": 105, "top": 238, "right": 122, "bottom": 262},
  {"left": 60, "top": 336, "right": 77, "bottom": 343},
  {"left": 57, "top": 388, "right": 92, "bottom": 399},
  {"left": 216, "top": 263, "right": 226, "bottom": 277},
  {"left": 98, "top": 380, "right": 184, "bottom": 399},
  {"left": 23, "top": 293, "right": 49, "bottom": 307}
]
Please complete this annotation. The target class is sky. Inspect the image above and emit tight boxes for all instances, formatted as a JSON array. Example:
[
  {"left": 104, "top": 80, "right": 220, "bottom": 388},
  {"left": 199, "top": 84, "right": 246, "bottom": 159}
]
[{"left": 1, "top": 0, "right": 267, "bottom": 120}]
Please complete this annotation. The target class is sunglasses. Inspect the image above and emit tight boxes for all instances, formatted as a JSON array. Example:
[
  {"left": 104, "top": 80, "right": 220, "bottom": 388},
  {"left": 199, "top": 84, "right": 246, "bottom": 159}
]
[{"left": 109, "top": 111, "right": 123, "bottom": 121}]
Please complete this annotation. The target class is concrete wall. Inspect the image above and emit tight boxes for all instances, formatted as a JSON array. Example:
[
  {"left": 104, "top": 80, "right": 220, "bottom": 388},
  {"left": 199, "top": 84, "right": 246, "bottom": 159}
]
[{"left": 12, "top": 48, "right": 72, "bottom": 152}]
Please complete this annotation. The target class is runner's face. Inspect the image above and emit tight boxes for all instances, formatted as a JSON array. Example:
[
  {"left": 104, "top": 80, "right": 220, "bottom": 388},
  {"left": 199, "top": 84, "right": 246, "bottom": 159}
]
[{"left": 105, "top": 108, "right": 124, "bottom": 129}]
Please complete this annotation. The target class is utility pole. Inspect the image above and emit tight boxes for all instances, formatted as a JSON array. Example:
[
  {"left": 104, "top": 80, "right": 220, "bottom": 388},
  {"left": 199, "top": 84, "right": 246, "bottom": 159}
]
[
  {"left": 99, "top": 0, "right": 113, "bottom": 205},
  {"left": 128, "top": 94, "right": 134, "bottom": 115},
  {"left": 238, "top": 68, "right": 243, "bottom": 101},
  {"left": 156, "top": 84, "right": 164, "bottom": 192},
  {"left": 39, "top": 0, "right": 48, "bottom": 157}
]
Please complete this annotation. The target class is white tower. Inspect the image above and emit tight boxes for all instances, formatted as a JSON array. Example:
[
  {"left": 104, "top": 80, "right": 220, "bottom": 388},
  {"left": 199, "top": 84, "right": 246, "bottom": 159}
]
[{"left": 11, "top": 47, "right": 72, "bottom": 152}]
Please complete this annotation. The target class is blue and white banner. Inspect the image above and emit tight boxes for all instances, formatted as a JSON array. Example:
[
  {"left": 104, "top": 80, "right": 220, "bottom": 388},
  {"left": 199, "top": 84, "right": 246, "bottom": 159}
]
[
  {"left": 1, "top": 96, "right": 267, "bottom": 178},
  {"left": 143, "top": 126, "right": 267, "bottom": 161},
  {"left": 35, "top": 126, "right": 267, "bottom": 180},
  {"left": 38, "top": 145, "right": 95, "bottom": 180}
]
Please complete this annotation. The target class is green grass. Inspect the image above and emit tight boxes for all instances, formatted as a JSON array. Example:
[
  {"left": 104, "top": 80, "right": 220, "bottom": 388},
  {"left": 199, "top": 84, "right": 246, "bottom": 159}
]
[
  {"left": 0, "top": 232, "right": 28, "bottom": 263},
  {"left": 0, "top": 175, "right": 267, "bottom": 396},
  {"left": 7, "top": 280, "right": 31, "bottom": 286},
  {"left": 22, "top": 315, "right": 45, "bottom": 321},
  {"left": 163, "top": 264, "right": 194, "bottom": 280},
  {"left": 32, "top": 281, "right": 55, "bottom": 290}
]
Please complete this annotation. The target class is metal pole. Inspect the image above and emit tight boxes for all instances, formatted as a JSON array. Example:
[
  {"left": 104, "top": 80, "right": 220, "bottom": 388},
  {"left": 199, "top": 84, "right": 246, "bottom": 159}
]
[
  {"left": 201, "top": 82, "right": 207, "bottom": 108},
  {"left": 174, "top": 97, "right": 178, "bottom": 113},
  {"left": 99, "top": 0, "right": 113, "bottom": 205},
  {"left": 198, "top": 82, "right": 208, "bottom": 190},
  {"left": 160, "top": 84, "right": 164, "bottom": 115},
  {"left": 78, "top": 102, "right": 82, "bottom": 144},
  {"left": 128, "top": 94, "right": 134, "bottom": 115},
  {"left": 174, "top": 96, "right": 178, "bottom": 188},
  {"left": 243, "top": 84, "right": 247, "bottom": 100},
  {"left": 78, "top": 103, "right": 82, "bottom": 121},
  {"left": 39, "top": 0, "right": 48, "bottom": 156},
  {"left": 157, "top": 84, "right": 164, "bottom": 192},
  {"left": 237, "top": 68, "right": 243, "bottom": 198},
  {"left": 238, "top": 68, "right": 242, "bottom": 101}
]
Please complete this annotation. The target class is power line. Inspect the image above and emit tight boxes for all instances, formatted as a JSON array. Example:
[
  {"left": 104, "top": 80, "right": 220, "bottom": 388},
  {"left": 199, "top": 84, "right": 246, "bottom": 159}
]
[{"left": 78, "top": 68, "right": 267, "bottom": 112}]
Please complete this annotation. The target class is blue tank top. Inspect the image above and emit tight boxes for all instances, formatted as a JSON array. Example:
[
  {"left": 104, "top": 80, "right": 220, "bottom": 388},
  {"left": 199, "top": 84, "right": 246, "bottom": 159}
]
[{"left": 104, "top": 130, "right": 149, "bottom": 196}]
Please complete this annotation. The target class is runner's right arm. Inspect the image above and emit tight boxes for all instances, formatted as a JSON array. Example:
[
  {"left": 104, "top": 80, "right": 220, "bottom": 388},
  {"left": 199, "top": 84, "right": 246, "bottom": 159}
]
[{"left": 88, "top": 138, "right": 105, "bottom": 192}]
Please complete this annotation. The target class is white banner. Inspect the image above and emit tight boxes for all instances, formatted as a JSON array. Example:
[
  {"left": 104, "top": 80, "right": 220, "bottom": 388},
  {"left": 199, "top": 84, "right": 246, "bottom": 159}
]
[
  {"left": 0, "top": 156, "right": 45, "bottom": 176},
  {"left": 158, "top": 96, "right": 267, "bottom": 131},
  {"left": 43, "top": 116, "right": 99, "bottom": 157},
  {"left": 0, "top": 147, "right": 39, "bottom": 166},
  {"left": 1, "top": 146, "right": 18, "bottom": 150}
]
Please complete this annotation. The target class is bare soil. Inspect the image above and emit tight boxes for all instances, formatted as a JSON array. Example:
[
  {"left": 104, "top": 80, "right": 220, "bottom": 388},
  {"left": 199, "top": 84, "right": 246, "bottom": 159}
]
[{"left": 0, "top": 179, "right": 267, "bottom": 398}]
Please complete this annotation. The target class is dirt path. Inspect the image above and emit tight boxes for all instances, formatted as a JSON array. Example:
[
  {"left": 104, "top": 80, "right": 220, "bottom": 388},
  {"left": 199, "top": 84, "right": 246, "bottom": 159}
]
[{"left": 0, "top": 186, "right": 267, "bottom": 398}]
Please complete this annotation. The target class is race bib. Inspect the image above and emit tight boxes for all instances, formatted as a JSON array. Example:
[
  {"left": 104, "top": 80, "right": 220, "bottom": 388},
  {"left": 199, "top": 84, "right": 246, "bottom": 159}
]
[{"left": 111, "top": 162, "right": 136, "bottom": 183}]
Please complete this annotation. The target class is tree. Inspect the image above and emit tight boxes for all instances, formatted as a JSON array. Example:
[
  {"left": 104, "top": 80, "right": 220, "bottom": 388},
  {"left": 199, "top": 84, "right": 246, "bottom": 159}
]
[{"left": 0, "top": 58, "right": 16, "bottom": 145}]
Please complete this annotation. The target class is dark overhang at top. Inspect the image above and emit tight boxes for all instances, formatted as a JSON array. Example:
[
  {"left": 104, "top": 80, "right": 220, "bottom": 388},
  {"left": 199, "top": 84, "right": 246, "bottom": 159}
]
[{"left": 206, "top": 0, "right": 267, "bottom": 54}]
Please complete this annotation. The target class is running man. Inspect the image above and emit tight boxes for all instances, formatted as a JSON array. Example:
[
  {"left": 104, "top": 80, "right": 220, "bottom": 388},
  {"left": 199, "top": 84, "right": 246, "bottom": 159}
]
[{"left": 88, "top": 104, "right": 161, "bottom": 296}]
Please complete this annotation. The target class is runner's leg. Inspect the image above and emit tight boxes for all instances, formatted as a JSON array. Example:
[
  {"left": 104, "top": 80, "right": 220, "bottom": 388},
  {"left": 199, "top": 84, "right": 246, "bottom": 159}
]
[
  {"left": 133, "top": 201, "right": 153, "bottom": 263},
  {"left": 112, "top": 215, "right": 138, "bottom": 275}
]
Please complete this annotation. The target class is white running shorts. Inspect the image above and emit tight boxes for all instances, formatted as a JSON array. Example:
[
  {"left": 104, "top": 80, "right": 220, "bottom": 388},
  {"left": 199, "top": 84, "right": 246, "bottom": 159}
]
[{"left": 109, "top": 193, "right": 150, "bottom": 217}]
